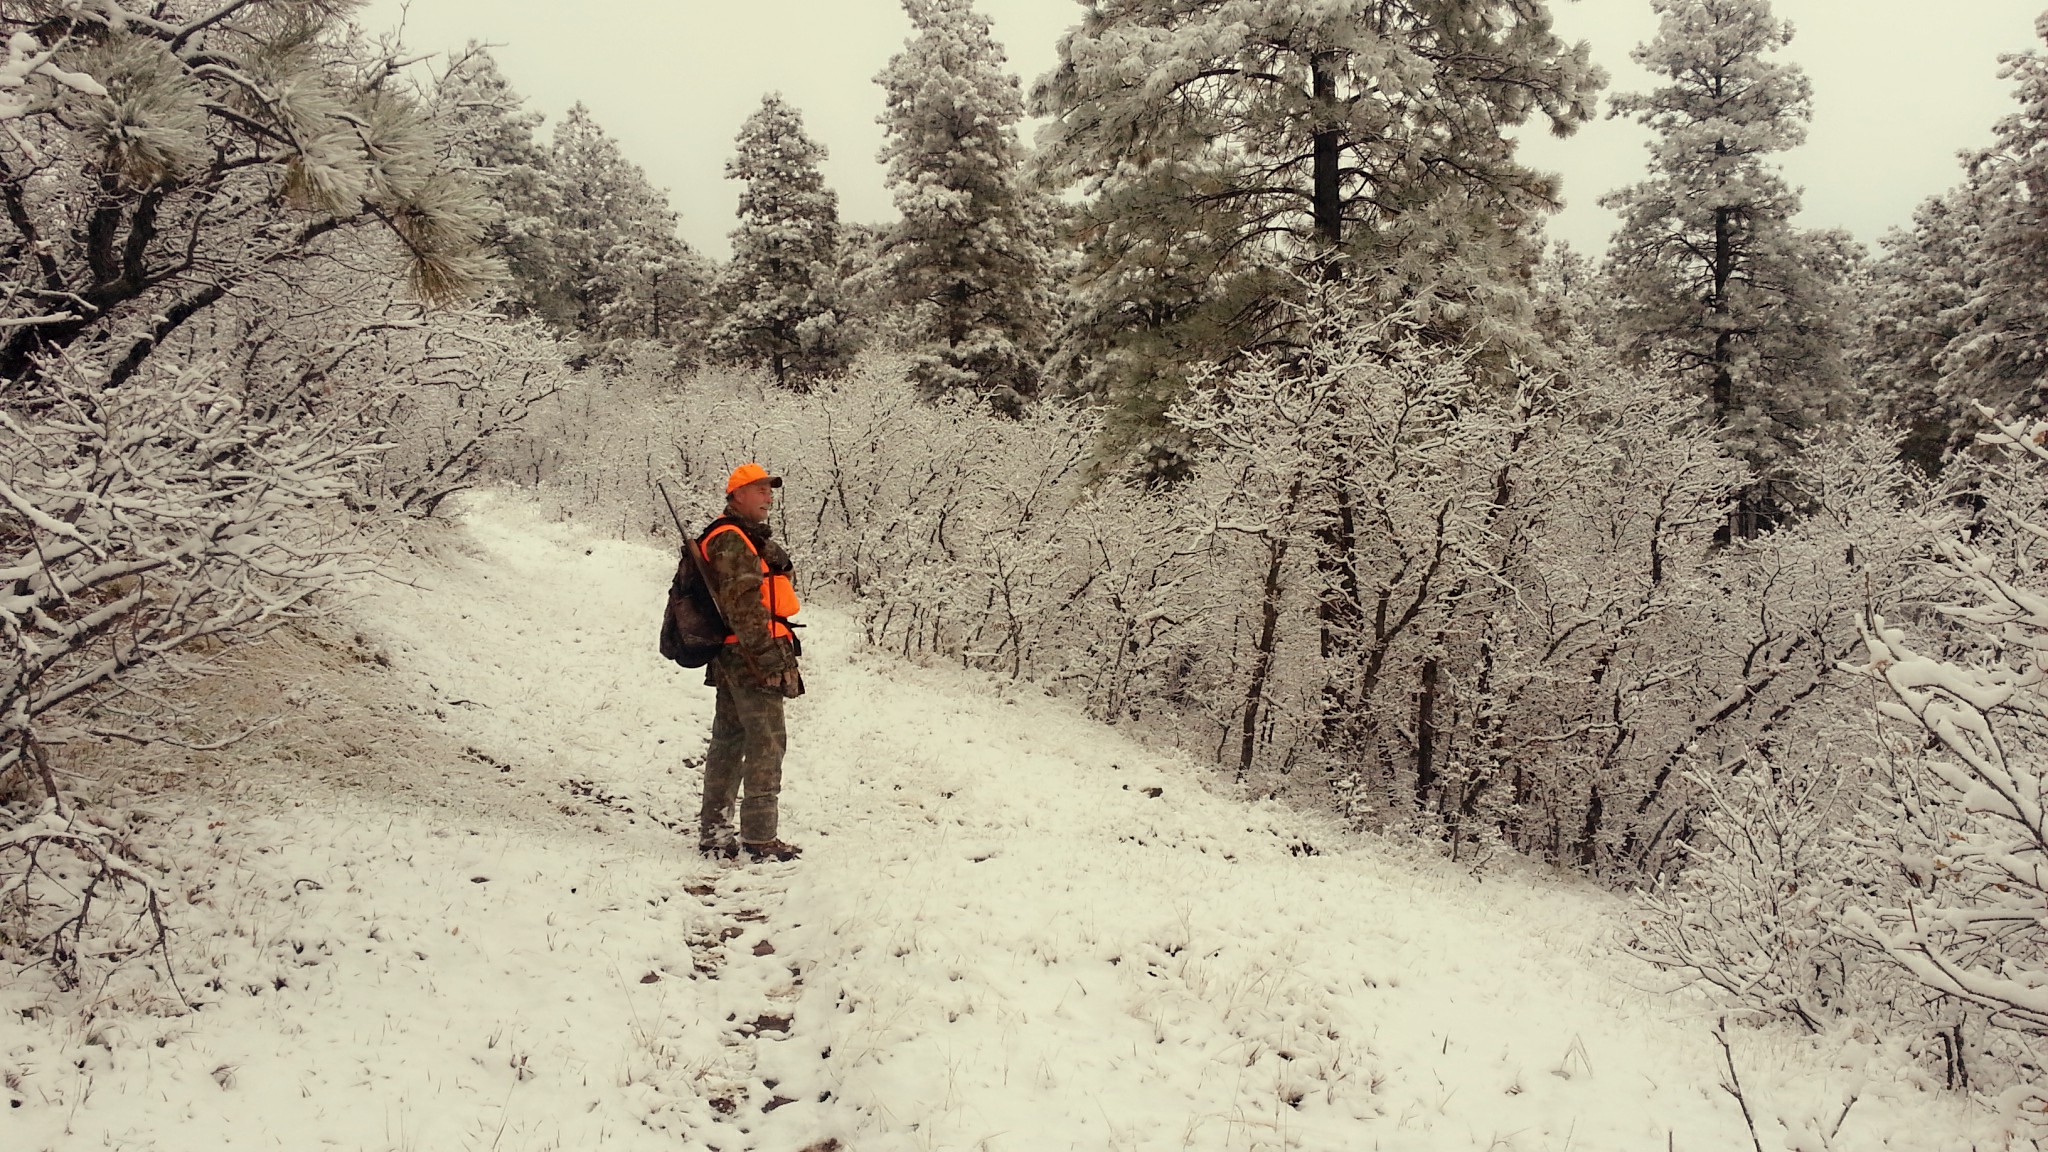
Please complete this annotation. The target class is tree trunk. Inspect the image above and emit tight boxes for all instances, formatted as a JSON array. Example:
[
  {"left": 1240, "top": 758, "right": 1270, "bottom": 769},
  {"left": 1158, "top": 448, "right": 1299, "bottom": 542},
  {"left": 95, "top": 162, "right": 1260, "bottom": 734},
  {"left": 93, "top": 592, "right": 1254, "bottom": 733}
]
[
  {"left": 1311, "top": 52, "right": 1342, "bottom": 257},
  {"left": 1708, "top": 202, "right": 1735, "bottom": 418},
  {"left": 1238, "top": 479, "right": 1302, "bottom": 781},
  {"left": 1316, "top": 479, "right": 1361, "bottom": 743},
  {"left": 1414, "top": 655, "right": 1441, "bottom": 809},
  {"left": 948, "top": 279, "right": 971, "bottom": 347},
  {"left": 1578, "top": 785, "right": 1604, "bottom": 869}
]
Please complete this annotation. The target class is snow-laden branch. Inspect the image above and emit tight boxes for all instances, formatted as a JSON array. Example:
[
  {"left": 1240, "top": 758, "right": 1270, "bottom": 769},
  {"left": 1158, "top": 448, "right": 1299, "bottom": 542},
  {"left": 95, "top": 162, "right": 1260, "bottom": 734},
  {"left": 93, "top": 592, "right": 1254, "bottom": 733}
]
[
  {"left": 0, "top": 31, "right": 104, "bottom": 122},
  {"left": 1835, "top": 409, "right": 2048, "bottom": 1063},
  {"left": 2, "top": 360, "right": 377, "bottom": 788}
]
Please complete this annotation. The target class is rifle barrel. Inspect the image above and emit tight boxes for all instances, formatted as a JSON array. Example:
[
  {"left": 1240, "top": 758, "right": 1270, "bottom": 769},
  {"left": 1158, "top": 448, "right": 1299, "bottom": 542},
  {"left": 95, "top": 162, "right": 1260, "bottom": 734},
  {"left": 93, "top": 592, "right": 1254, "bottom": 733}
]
[{"left": 655, "top": 479, "right": 687, "bottom": 537}]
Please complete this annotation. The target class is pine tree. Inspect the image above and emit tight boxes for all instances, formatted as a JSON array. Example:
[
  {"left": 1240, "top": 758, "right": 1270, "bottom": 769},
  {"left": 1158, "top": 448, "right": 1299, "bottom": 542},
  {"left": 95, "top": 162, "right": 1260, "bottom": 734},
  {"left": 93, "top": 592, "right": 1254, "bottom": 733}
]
[
  {"left": 547, "top": 104, "right": 707, "bottom": 343},
  {"left": 1030, "top": 0, "right": 1603, "bottom": 469},
  {"left": 710, "top": 94, "right": 856, "bottom": 388},
  {"left": 1600, "top": 0, "right": 1855, "bottom": 502},
  {"left": 428, "top": 60, "right": 708, "bottom": 346},
  {"left": 873, "top": 0, "right": 1051, "bottom": 415},
  {"left": 428, "top": 46, "right": 562, "bottom": 323},
  {"left": 1950, "top": 25, "right": 2048, "bottom": 418},
  {"left": 1858, "top": 187, "right": 1985, "bottom": 473}
]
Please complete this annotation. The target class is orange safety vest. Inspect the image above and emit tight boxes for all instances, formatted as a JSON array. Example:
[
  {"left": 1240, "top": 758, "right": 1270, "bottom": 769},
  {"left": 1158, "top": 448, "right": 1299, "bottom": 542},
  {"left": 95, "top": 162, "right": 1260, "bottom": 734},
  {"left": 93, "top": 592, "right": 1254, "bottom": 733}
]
[{"left": 700, "top": 523, "right": 799, "bottom": 643}]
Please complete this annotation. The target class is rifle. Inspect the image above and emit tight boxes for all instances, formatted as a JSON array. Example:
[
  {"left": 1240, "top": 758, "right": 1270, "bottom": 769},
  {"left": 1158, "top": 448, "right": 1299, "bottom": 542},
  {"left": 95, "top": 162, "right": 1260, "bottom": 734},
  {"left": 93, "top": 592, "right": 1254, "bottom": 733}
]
[
  {"left": 656, "top": 478, "right": 720, "bottom": 616},
  {"left": 654, "top": 478, "right": 689, "bottom": 542}
]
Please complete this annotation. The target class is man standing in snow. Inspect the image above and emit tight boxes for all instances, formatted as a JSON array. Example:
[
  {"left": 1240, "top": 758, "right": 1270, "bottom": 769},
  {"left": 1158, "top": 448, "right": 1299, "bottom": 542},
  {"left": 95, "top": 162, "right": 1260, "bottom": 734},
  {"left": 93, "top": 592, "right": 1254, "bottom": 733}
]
[{"left": 696, "top": 462, "right": 805, "bottom": 863}]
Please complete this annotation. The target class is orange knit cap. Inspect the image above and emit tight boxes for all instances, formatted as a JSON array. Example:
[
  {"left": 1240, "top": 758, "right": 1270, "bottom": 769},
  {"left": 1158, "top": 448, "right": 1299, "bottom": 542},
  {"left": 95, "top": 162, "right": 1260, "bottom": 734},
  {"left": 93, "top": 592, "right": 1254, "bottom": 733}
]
[{"left": 725, "top": 462, "right": 782, "bottom": 494}]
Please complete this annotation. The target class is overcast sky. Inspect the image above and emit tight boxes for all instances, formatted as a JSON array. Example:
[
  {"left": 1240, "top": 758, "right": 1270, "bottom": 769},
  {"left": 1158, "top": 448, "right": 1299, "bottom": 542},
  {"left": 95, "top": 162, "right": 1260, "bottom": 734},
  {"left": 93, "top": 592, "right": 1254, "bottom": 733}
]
[{"left": 360, "top": 0, "right": 2046, "bottom": 259}]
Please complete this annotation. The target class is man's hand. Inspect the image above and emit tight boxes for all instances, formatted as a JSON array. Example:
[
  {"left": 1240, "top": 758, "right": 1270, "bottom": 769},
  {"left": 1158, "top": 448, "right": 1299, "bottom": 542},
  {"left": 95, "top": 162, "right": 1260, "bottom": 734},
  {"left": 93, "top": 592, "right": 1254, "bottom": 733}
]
[{"left": 778, "top": 666, "right": 805, "bottom": 699}]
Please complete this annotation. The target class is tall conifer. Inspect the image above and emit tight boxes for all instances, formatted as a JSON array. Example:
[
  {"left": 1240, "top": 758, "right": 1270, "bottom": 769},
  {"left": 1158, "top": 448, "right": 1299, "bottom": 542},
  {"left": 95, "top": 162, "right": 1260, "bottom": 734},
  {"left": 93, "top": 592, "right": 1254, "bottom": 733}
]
[
  {"left": 874, "top": 0, "right": 1051, "bottom": 415},
  {"left": 1601, "top": 0, "right": 1855, "bottom": 506},
  {"left": 711, "top": 95, "right": 855, "bottom": 388},
  {"left": 547, "top": 105, "right": 706, "bottom": 342},
  {"left": 1031, "top": 0, "right": 1602, "bottom": 469}
]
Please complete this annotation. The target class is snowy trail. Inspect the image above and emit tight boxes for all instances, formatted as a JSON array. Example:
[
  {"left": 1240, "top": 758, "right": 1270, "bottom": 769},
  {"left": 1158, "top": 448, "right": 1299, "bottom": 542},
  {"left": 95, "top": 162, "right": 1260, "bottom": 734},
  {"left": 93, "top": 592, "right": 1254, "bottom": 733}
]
[
  {"left": 4, "top": 491, "right": 1989, "bottom": 1151},
  {"left": 349, "top": 492, "right": 1829, "bottom": 1152}
]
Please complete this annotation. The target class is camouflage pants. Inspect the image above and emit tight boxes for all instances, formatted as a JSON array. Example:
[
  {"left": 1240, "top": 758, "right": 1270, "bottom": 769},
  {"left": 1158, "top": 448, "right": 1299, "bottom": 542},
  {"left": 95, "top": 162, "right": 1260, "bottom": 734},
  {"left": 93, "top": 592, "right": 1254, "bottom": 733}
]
[{"left": 699, "top": 661, "right": 787, "bottom": 844}]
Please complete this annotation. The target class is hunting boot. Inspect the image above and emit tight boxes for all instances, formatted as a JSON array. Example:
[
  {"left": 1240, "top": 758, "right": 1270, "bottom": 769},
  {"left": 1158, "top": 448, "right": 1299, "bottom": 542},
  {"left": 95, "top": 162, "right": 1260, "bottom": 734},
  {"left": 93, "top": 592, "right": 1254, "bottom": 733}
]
[
  {"left": 743, "top": 838, "right": 802, "bottom": 863},
  {"left": 698, "top": 823, "right": 739, "bottom": 859}
]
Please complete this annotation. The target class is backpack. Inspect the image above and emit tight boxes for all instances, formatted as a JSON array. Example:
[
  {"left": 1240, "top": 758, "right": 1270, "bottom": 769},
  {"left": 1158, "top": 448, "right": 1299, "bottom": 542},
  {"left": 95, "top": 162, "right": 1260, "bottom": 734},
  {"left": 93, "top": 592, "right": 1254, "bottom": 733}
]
[{"left": 658, "top": 530, "right": 727, "bottom": 669}]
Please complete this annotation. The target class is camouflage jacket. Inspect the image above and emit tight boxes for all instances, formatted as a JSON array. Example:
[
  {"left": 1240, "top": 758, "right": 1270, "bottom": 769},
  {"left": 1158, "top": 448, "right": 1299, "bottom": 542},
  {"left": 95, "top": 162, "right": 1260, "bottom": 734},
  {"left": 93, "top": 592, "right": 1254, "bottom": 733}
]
[{"left": 701, "top": 513, "right": 795, "bottom": 685}]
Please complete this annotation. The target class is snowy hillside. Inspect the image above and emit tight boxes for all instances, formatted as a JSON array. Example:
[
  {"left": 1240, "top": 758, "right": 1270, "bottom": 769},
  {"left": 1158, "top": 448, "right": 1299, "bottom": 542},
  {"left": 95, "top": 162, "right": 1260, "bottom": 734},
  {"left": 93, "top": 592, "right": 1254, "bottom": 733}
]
[{"left": 1, "top": 492, "right": 2005, "bottom": 1151}]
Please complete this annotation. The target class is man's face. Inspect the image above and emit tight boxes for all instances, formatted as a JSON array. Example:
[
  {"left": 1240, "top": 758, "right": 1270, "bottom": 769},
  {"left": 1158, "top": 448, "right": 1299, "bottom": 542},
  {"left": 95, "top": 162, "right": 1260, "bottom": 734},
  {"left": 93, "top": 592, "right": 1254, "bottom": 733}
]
[{"left": 731, "top": 478, "right": 776, "bottom": 521}]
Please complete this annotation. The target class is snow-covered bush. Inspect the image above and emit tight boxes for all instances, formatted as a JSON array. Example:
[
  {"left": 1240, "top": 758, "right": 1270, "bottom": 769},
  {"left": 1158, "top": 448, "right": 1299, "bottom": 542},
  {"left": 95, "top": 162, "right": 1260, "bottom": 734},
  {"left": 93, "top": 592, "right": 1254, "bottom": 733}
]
[
  {"left": 0, "top": 4, "right": 532, "bottom": 993},
  {"left": 1631, "top": 741, "right": 1901, "bottom": 1032},
  {"left": 1609, "top": 428, "right": 1938, "bottom": 870},
  {"left": 0, "top": 359, "right": 376, "bottom": 766},
  {"left": 0, "top": 357, "right": 375, "bottom": 985},
  {"left": 1154, "top": 303, "right": 1907, "bottom": 876},
  {"left": 1843, "top": 408, "right": 2048, "bottom": 1088},
  {"left": 219, "top": 271, "right": 569, "bottom": 517},
  {"left": 1624, "top": 423, "right": 2048, "bottom": 1096},
  {"left": 1416, "top": 352, "right": 1743, "bottom": 866},
  {"left": 1164, "top": 308, "right": 1514, "bottom": 802}
]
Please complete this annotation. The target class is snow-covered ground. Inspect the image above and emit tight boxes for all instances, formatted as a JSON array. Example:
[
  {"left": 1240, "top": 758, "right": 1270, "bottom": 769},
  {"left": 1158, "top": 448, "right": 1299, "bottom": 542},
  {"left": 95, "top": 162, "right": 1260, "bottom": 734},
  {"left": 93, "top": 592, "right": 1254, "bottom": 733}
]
[{"left": 2, "top": 491, "right": 2016, "bottom": 1151}]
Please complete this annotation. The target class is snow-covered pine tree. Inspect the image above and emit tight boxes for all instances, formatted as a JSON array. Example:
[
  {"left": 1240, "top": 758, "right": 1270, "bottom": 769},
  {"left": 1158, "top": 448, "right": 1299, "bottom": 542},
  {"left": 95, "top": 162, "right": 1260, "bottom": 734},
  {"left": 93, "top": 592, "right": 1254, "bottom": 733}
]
[
  {"left": 426, "top": 64, "right": 709, "bottom": 350},
  {"left": 427, "top": 45, "right": 563, "bottom": 323},
  {"left": 545, "top": 104, "right": 708, "bottom": 347},
  {"left": 835, "top": 220, "right": 906, "bottom": 347},
  {"left": 1029, "top": 0, "right": 1603, "bottom": 470},
  {"left": 1858, "top": 186, "right": 1985, "bottom": 474},
  {"left": 1600, "top": 0, "right": 1856, "bottom": 521},
  {"left": 0, "top": 9, "right": 496, "bottom": 387},
  {"left": 873, "top": 0, "right": 1052, "bottom": 415},
  {"left": 1943, "top": 22, "right": 2048, "bottom": 423},
  {"left": 1863, "top": 15, "right": 2048, "bottom": 469},
  {"left": 710, "top": 94, "right": 856, "bottom": 388}
]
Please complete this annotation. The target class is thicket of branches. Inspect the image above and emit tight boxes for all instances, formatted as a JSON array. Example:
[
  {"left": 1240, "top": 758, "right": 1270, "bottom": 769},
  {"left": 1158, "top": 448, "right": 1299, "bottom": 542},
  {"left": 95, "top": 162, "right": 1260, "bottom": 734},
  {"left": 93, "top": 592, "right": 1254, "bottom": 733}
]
[{"left": 1, "top": 2, "right": 559, "bottom": 996}]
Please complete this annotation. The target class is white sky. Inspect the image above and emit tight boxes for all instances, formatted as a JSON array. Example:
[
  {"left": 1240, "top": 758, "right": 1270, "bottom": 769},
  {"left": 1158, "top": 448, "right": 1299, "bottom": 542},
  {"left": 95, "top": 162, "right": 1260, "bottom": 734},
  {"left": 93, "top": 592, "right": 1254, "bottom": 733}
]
[{"left": 360, "top": 0, "right": 2045, "bottom": 259}]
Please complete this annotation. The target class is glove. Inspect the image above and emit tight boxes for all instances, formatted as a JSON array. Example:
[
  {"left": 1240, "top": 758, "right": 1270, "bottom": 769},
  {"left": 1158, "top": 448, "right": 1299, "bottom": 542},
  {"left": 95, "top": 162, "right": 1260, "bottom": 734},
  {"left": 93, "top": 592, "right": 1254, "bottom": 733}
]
[{"left": 778, "top": 665, "right": 806, "bottom": 699}]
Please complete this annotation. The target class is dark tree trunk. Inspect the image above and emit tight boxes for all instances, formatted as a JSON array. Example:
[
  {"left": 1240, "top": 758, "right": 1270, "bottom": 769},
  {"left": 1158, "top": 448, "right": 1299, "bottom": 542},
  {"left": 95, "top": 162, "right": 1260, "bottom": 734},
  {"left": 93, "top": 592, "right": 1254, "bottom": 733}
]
[
  {"left": 1414, "top": 655, "right": 1441, "bottom": 809},
  {"left": 1316, "top": 480, "right": 1361, "bottom": 743},
  {"left": 1708, "top": 203, "right": 1734, "bottom": 417},
  {"left": 948, "top": 279, "right": 971, "bottom": 347},
  {"left": 1311, "top": 52, "right": 1342, "bottom": 255},
  {"left": 1238, "top": 479, "right": 1302, "bottom": 781},
  {"left": 1578, "top": 785, "right": 1604, "bottom": 869}
]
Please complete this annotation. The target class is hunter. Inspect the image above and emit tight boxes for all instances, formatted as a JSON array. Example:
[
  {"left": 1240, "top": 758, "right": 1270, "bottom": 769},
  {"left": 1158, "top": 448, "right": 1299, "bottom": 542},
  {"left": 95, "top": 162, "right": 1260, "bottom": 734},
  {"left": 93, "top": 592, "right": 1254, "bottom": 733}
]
[{"left": 697, "top": 462, "right": 805, "bottom": 863}]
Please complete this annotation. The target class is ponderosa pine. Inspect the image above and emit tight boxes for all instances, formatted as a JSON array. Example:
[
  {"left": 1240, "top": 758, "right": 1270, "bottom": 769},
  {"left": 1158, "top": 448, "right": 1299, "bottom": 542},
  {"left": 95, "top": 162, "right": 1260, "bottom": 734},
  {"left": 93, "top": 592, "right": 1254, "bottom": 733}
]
[
  {"left": 1864, "top": 15, "right": 2048, "bottom": 466},
  {"left": 873, "top": 0, "right": 1052, "bottom": 415},
  {"left": 1030, "top": 0, "right": 1603, "bottom": 471},
  {"left": 1600, "top": 0, "right": 1855, "bottom": 518},
  {"left": 710, "top": 94, "right": 856, "bottom": 388}
]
